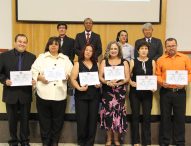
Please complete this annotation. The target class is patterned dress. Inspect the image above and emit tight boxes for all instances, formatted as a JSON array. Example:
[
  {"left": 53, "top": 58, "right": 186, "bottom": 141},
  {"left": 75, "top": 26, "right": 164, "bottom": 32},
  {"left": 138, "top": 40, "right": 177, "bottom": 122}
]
[{"left": 100, "top": 59, "right": 128, "bottom": 133}]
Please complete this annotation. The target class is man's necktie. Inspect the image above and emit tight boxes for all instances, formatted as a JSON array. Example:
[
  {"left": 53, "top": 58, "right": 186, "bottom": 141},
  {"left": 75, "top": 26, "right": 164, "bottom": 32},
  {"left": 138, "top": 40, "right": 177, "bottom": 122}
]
[
  {"left": 18, "top": 53, "right": 22, "bottom": 71},
  {"left": 148, "top": 38, "right": 151, "bottom": 44},
  {"left": 60, "top": 38, "right": 64, "bottom": 46},
  {"left": 86, "top": 32, "right": 90, "bottom": 44}
]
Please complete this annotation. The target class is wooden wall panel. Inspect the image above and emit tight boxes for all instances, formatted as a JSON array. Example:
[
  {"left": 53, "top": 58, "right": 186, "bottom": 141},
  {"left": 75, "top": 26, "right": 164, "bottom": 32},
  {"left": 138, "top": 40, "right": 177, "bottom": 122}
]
[{"left": 12, "top": 0, "right": 167, "bottom": 57}]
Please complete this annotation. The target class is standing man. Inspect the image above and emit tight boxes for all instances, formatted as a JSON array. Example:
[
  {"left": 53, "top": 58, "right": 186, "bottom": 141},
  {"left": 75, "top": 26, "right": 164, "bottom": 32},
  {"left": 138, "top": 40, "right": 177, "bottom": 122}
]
[
  {"left": 0, "top": 34, "right": 36, "bottom": 146},
  {"left": 156, "top": 38, "right": 191, "bottom": 146},
  {"left": 57, "top": 23, "right": 75, "bottom": 63},
  {"left": 135, "top": 22, "right": 163, "bottom": 61},
  {"left": 74, "top": 18, "right": 102, "bottom": 61}
]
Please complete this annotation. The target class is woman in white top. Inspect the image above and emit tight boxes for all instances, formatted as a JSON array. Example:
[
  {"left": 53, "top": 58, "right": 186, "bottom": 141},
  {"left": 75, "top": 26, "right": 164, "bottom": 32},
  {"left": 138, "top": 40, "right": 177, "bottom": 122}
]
[
  {"left": 116, "top": 30, "right": 134, "bottom": 62},
  {"left": 31, "top": 37, "right": 73, "bottom": 146}
]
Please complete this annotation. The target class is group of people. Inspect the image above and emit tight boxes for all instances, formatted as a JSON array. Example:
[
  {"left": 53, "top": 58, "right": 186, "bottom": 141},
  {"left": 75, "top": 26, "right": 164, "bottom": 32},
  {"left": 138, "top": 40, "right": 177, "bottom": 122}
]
[{"left": 0, "top": 18, "right": 191, "bottom": 146}]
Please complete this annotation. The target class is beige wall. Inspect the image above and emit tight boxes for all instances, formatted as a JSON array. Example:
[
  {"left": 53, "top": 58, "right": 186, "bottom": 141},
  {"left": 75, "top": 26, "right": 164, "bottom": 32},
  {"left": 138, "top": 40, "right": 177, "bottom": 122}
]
[
  {"left": 0, "top": 0, "right": 12, "bottom": 49},
  {"left": 0, "top": 0, "right": 191, "bottom": 115},
  {"left": 12, "top": 0, "right": 167, "bottom": 57}
]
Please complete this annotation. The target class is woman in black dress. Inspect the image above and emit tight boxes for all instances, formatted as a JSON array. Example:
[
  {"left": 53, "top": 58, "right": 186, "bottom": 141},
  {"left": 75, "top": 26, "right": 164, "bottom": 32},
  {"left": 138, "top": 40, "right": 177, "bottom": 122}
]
[
  {"left": 70, "top": 44, "right": 101, "bottom": 146},
  {"left": 129, "top": 41, "right": 156, "bottom": 146},
  {"left": 99, "top": 41, "right": 130, "bottom": 146}
]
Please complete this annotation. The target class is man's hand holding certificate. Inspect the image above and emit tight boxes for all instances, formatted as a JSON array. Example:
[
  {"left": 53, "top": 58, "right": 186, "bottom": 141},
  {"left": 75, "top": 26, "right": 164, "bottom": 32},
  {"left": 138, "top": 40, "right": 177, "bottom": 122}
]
[
  {"left": 104, "top": 66, "right": 124, "bottom": 81},
  {"left": 44, "top": 67, "right": 66, "bottom": 82},
  {"left": 166, "top": 70, "right": 188, "bottom": 85},
  {"left": 79, "top": 72, "right": 100, "bottom": 86},
  {"left": 10, "top": 71, "right": 32, "bottom": 86},
  {"left": 136, "top": 75, "right": 157, "bottom": 90}
]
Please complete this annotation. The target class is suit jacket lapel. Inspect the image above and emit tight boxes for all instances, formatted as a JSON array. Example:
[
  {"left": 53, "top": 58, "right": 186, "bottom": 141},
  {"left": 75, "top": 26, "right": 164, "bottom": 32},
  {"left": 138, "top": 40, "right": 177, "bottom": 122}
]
[
  {"left": 82, "top": 32, "right": 87, "bottom": 44},
  {"left": 10, "top": 50, "right": 18, "bottom": 71},
  {"left": 89, "top": 32, "right": 94, "bottom": 43}
]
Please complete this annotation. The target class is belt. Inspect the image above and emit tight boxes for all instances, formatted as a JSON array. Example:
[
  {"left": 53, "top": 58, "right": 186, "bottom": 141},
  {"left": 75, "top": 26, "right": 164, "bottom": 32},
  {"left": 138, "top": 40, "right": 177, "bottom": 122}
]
[{"left": 162, "top": 87, "right": 185, "bottom": 92}]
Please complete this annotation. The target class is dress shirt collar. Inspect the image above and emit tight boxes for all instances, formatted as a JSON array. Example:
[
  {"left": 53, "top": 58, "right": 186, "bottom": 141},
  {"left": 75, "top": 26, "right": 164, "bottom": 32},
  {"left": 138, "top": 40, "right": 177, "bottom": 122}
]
[
  {"left": 145, "top": 37, "right": 152, "bottom": 42},
  {"left": 14, "top": 48, "right": 25, "bottom": 56},
  {"left": 44, "top": 51, "right": 66, "bottom": 59},
  {"left": 121, "top": 42, "right": 128, "bottom": 47},
  {"left": 164, "top": 52, "right": 183, "bottom": 58},
  {"left": 85, "top": 31, "right": 92, "bottom": 36}
]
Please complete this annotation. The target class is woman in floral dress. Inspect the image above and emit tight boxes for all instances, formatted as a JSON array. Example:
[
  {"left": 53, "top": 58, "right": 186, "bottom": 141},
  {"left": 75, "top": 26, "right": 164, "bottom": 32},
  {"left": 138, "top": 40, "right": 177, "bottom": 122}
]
[{"left": 99, "top": 41, "right": 130, "bottom": 146}]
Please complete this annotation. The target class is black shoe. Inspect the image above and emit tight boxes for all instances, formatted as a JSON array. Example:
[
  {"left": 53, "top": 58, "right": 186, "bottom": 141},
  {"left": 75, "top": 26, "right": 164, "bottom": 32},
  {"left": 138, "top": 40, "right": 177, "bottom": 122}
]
[
  {"left": 21, "top": 144, "right": 30, "bottom": 146},
  {"left": 43, "top": 143, "right": 51, "bottom": 146},
  {"left": 8, "top": 140, "right": 18, "bottom": 146},
  {"left": 51, "top": 143, "right": 58, "bottom": 146},
  {"left": 9, "top": 144, "right": 18, "bottom": 146},
  {"left": 160, "top": 144, "right": 169, "bottom": 146}
]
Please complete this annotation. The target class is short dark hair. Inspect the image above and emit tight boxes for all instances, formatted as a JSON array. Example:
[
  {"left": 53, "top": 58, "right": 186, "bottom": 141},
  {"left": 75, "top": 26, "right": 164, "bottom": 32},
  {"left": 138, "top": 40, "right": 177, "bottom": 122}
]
[
  {"left": 116, "top": 30, "right": 128, "bottom": 43},
  {"left": 15, "top": 34, "right": 28, "bottom": 43},
  {"left": 57, "top": 23, "right": 68, "bottom": 30},
  {"left": 165, "top": 38, "right": 177, "bottom": 46},
  {"left": 136, "top": 41, "right": 150, "bottom": 51},
  {"left": 44, "top": 37, "right": 61, "bottom": 53},
  {"left": 79, "top": 44, "right": 97, "bottom": 63}
]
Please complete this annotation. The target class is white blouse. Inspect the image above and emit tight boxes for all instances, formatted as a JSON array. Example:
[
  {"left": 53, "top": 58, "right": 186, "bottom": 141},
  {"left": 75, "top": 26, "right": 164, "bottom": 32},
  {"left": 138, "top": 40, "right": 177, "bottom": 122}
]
[{"left": 31, "top": 52, "right": 73, "bottom": 101}]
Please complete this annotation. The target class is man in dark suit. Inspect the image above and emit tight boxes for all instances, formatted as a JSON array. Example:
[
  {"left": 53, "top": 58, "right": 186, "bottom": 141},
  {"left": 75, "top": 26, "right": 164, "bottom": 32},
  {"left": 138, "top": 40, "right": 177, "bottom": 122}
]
[
  {"left": 134, "top": 22, "right": 163, "bottom": 61},
  {"left": 57, "top": 23, "right": 75, "bottom": 63},
  {"left": 0, "top": 34, "right": 36, "bottom": 146},
  {"left": 74, "top": 18, "right": 102, "bottom": 61}
]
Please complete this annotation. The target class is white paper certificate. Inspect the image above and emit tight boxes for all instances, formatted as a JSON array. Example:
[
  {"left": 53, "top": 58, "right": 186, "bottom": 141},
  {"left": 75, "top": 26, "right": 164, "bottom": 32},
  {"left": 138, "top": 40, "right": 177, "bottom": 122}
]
[
  {"left": 136, "top": 75, "right": 157, "bottom": 90},
  {"left": 104, "top": 66, "right": 125, "bottom": 81},
  {"left": 166, "top": 70, "right": 188, "bottom": 85},
  {"left": 44, "top": 67, "right": 66, "bottom": 81},
  {"left": 79, "top": 72, "right": 100, "bottom": 86},
  {"left": 10, "top": 71, "right": 32, "bottom": 86}
]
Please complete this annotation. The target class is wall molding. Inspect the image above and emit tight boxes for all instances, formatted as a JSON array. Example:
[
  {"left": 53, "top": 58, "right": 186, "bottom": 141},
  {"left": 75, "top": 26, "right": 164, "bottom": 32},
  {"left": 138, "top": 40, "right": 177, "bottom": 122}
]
[{"left": 0, "top": 49, "right": 8, "bottom": 53}]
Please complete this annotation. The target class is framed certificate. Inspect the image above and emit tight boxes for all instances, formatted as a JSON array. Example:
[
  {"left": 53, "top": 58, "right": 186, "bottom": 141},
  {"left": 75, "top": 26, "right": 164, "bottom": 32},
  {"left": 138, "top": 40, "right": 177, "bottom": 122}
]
[
  {"left": 10, "top": 71, "right": 32, "bottom": 86},
  {"left": 104, "top": 66, "right": 125, "bottom": 81},
  {"left": 136, "top": 75, "right": 157, "bottom": 90},
  {"left": 79, "top": 72, "right": 100, "bottom": 86},
  {"left": 44, "top": 67, "right": 66, "bottom": 81},
  {"left": 166, "top": 70, "right": 188, "bottom": 85}
]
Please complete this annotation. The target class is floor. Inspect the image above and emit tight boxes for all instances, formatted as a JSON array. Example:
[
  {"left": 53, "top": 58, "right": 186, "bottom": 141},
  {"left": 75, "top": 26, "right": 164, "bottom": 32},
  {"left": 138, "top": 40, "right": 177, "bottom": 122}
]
[{"left": 0, "top": 144, "right": 174, "bottom": 146}]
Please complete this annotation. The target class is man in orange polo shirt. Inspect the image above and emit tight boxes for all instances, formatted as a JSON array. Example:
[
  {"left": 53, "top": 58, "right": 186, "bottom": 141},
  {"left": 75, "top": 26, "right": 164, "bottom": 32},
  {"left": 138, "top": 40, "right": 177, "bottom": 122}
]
[{"left": 156, "top": 38, "right": 191, "bottom": 146}]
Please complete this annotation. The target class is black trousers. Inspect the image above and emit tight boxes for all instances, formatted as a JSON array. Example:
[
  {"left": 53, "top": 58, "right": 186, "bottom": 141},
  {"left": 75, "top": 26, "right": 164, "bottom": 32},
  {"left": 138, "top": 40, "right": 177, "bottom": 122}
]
[
  {"left": 36, "top": 95, "right": 67, "bottom": 145},
  {"left": 159, "top": 88, "right": 186, "bottom": 146},
  {"left": 75, "top": 98, "right": 99, "bottom": 146},
  {"left": 6, "top": 101, "right": 31, "bottom": 145},
  {"left": 129, "top": 90, "right": 153, "bottom": 145}
]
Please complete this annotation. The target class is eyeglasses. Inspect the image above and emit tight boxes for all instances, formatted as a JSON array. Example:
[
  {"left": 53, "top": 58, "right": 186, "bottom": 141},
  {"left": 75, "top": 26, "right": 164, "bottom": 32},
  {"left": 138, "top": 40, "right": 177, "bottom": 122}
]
[{"left": 166, "top": 45, "right": 177, "bottom": 48}]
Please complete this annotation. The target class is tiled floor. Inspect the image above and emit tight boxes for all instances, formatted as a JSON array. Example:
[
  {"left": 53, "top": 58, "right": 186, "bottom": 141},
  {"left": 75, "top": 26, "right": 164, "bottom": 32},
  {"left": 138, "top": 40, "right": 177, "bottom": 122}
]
[{"left": 0, "top": 144, "right": 174, "bottom": 146}]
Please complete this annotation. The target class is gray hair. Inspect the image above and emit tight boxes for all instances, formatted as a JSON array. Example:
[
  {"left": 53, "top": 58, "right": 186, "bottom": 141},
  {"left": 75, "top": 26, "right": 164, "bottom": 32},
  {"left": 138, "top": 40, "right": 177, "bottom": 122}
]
[
  {"left": 84, "top": 18, "right": 93, "bottom": 23},
  {"left": 142, "top": 22, "right": 153, "bottom": 30}
]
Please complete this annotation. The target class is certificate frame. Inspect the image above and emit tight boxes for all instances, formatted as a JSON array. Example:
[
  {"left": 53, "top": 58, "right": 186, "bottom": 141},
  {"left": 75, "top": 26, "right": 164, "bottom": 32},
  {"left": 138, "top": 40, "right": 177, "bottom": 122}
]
[
  {"left": 79, "top": 72, "right": 100, "bottom": 86},
  {"left": 44, "top": 67, "right": 66, "bottom": 82},
  {"left": 166, "top": 70, "right": 188, "bottom": 85},
  {"left": 136, "top": 75, "right": 157, "bottom": 90},
  {"left": 10, "top": 71, "right": 32, "bottom": 86},
  {"left": 104, "top": 66, "right": 125, "bottom": 81}
]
